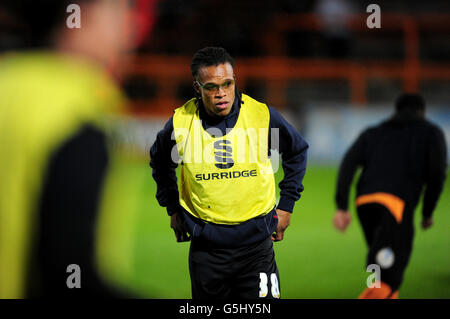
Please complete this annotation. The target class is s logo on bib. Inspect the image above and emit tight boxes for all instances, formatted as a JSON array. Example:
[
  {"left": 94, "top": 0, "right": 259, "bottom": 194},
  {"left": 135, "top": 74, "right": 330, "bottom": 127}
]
[{"left": 214, "top": 140, "right": 234, "bottom": 169}]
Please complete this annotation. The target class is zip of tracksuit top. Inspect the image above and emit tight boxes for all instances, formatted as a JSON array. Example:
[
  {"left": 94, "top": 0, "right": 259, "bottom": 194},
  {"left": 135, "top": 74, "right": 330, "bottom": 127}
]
[{"left": 150, "top": 90, "right": 309, "bottom": 248}]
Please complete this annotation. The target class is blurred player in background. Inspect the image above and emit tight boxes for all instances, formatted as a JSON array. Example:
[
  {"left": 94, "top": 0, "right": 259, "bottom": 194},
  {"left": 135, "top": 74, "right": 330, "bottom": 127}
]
[
  {"left": 150, "top": 47, "right": 308, "bottom": 299},
  {"left": 333, "top": 93, "right": 447, "bottom": 299},
  {"left": 0, "top": 0, "right": 156, "bottom": 298}
]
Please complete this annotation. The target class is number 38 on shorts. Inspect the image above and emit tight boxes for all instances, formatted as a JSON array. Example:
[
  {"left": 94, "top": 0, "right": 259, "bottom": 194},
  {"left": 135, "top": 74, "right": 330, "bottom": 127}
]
[{"left": 259, "top": 273, "right": 280, "bottom": 298}]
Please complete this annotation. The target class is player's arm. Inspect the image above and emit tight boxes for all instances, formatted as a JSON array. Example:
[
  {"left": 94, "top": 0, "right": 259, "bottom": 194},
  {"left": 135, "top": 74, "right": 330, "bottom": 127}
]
[
  {"left": 268, "top": 107, "right": 309, "bottom": 241},
  {"left": 149, "top": 117, "right": 181, "bottom": 214},
  {"left": 333, "top": 130, "right": 367, "bottom": 232},
  {"left": 421, "top": 126, "right": 447, "bottom": 229},
  {"left": 149, "top": 117, "right": 189, "bottom": 242},
  {"left": 36, "top": 125, "right": 125, "bottom": 297}
]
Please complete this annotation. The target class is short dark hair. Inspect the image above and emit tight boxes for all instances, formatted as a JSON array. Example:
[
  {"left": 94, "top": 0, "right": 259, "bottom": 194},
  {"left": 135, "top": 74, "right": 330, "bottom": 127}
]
[
  {"left": 395, "top": 93, "right": 426, "bottom": 112},
  {"left": 190, "top": 47, "right": 234, "bottom": 80}
]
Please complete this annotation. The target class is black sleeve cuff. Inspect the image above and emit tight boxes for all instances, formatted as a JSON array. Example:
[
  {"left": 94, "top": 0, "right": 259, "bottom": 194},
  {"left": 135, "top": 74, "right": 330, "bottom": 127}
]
[
  {"left": 276, "top": 196, "right": 295, "bottom": 213},
  {"left": 166, "top": 202, "right": 183, "bottom": 216}
]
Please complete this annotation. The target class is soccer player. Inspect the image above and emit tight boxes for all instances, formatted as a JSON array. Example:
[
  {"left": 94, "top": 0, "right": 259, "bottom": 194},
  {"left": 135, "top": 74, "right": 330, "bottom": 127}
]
[
  {"left": 0, "top": 0, "right": 146, "bottom": 298},
  {"left": 333, "top": 94, "right": 447, "bottom": 299},
  {"left": 150, "top": 47, "right": 308, "bottom": 299}
]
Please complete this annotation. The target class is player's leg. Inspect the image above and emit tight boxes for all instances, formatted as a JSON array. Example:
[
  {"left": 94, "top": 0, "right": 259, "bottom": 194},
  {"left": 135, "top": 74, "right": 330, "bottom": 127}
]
[
  {"left": 230, "top": 237, "right": 281, "bottom": 299},
  {"left": 357, "top": 204, "right": 392, "bottom": 298},
  {"left": 357, "top": 203, "right": 384, "bottom": 247},
  {"left": 358, "top": 204, "right": 413, "bottom": 298},
  {"left": 188, "top": 239, "right": 233, "bottom": 300},
  {"left": 359, "top": 207, "right": 396, "bottom": 298},
  {"left": 372, "top": 222, "right": 413, "bottom": 298}
]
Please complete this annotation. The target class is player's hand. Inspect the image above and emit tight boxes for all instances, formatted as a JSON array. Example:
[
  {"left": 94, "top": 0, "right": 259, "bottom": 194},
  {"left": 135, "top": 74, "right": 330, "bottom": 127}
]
[
  {"left": 421, "top": 217, "right": 433, "bottom": 230},
  {"left": 272, "top": 209, "right": 291, "bottom": 242},
  {"left": 333, "top": 210, "right": 352, "bottom": 233},
  {"left": 170, "top": 212, "right": 191, "bottom": 242}
]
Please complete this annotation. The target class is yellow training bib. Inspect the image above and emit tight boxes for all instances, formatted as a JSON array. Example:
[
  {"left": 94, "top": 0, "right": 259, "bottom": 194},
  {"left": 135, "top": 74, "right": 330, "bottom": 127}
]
[
  {"left": 0, "top": 52, "right": 123, "bottom": 298},
  {"left": 173, "top": 94, "right": 276, "bottom": 225}
]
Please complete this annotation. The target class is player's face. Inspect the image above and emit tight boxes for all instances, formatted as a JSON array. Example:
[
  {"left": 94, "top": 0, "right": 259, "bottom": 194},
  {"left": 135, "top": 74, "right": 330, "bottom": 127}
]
[
  {"left": 73, "top": 0, "right": 131, "bottom": 68},
  {"left": 194, "top": 63, "right": 236, "bottom": 118}
]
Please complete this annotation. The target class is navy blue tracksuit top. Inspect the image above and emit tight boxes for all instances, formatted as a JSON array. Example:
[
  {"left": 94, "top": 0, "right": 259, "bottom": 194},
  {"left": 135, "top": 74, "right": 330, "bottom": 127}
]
[{"left": 150, "top": 91, "right": 309, "bottom": 247}]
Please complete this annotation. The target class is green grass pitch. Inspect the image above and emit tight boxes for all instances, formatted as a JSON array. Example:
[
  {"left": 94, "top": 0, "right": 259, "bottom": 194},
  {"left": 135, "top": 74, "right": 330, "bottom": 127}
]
[{"left": 101, "top": 158, "right": 450, "bottom": 299}]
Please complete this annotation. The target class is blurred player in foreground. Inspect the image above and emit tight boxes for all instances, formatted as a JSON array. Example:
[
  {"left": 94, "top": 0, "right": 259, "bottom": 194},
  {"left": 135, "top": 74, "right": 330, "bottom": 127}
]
[
  {"left": 333, "top": 94, "right": 447, "bottom": 298},
  {"left": 150, "top": 47, "right": 308, "bottom": 299},
  {"left": 0, "top": 0, "right": 155, "bottom": 298}
]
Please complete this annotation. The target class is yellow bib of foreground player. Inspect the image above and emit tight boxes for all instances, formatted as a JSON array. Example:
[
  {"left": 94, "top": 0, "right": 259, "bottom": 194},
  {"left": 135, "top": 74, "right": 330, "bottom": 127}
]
[
  {"left": 0, "top": 52, "right": 123, "bottom": 298},
  {"left": 173, "top": 94, "right": 276, "bottom": 225}
]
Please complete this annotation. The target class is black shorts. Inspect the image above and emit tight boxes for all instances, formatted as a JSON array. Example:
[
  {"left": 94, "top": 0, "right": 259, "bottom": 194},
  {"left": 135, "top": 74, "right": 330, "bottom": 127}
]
[
  {"left": 357, "top": 203, "right": 414, "bottom": 292},
  {"left": 188, "top": 236, "right": 280, "bottom": 300}
]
